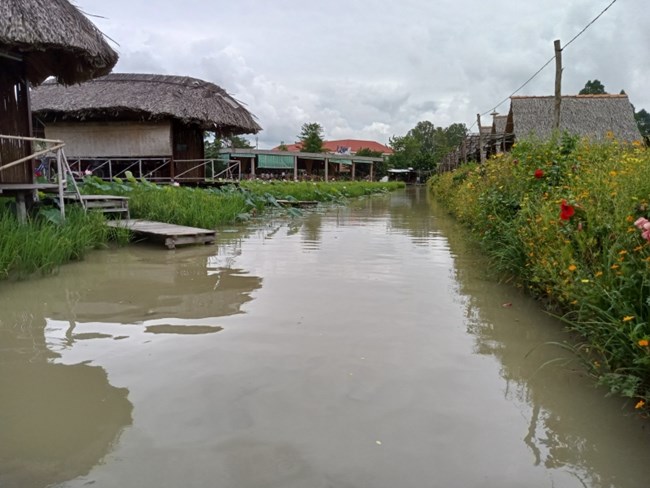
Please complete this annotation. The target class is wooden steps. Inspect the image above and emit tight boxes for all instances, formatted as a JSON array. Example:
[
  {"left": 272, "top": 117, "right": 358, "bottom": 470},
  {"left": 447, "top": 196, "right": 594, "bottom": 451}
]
[
  {"left": 106, "top": 219, "right": 216, "bottom": 249},
  {"left": 64, "top": 194, "right": 130, "bottom": 218}
]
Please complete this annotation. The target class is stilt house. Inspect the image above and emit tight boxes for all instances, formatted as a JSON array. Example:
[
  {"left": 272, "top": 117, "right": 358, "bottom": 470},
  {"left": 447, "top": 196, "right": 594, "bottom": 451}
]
[
  {"left": 31, "top": 73, "right": 262, "bottom": 181},
  {"left": 0, "top": 0, "right": 117, "bottom": 191}
]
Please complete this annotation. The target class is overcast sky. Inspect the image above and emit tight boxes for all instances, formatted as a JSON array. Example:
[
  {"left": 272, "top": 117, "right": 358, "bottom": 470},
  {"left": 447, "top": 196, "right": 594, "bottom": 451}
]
[{"left": 74, "top": 0, "right": 647, "bottom": 149}]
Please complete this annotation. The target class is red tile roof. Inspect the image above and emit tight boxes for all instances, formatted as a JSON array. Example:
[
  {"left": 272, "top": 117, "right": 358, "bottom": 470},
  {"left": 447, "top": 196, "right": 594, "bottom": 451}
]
[{"left": 277, "top": 139, "right": 393, "bottom": 155}]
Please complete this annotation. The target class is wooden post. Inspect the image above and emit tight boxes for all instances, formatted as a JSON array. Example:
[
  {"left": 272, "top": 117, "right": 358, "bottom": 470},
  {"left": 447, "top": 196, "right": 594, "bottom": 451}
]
[
  {"left": 477, "top": 114, "right": 485, "bottom": 163},
  {"left": 554, "top": 39, "right": 562, "bottom": 131},
  {"left": 352, "top": 162, "right": 356, "bottom": 180},
  {"left": 324, "top": 158, "right": 328, "bottom": 181},
  {"left": 57, "top": 147, "right": 65, "bottom": 220},
  {"left": 370, "top": 161, "right": 374, "bottom": 181},
  {"left": 293, "top": 155, "right": 298, "bottom": 181},
  {"left": 251, "top": 156, "right": 255, "bottom": 179}
]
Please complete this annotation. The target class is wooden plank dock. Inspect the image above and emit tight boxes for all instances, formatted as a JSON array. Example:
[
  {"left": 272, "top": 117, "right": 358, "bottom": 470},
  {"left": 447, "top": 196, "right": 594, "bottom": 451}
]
[{"left": 107, "top": 219, "right": 216, "bottom": 249}]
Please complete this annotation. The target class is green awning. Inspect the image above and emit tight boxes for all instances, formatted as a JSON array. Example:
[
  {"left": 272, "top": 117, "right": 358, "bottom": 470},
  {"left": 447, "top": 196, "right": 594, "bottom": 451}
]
[
  {"left": 330, "top": 158, "right": 352, "bottom": 166},
  {"left": 353, "top": 159, "right": 374, "bottom": 164},
  {"left": 257, "top": 154, "right": 295, "bottom": 169}
]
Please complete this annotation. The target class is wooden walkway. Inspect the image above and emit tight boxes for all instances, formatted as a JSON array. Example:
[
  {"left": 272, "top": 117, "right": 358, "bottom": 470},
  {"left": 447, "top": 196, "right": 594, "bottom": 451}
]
[{"left": 107, "top": 219, "right": 216, "bottom": 249}]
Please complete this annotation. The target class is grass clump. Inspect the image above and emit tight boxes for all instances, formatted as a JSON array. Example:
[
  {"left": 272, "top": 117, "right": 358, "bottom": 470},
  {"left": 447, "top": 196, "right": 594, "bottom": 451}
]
[
  {"left": 430, "top": 135, "right": 650, "bottom": 411},
  {"left": 0, "top": 206, "right": 114, "bottom": 280}
]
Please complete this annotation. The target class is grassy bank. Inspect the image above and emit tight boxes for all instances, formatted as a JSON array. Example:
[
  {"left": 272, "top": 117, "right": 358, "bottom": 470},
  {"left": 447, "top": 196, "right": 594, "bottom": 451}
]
[
  {"left": 430, "top": 136, "right": 650, "bottom": 411},
  {"left": 81, "top": 177, "right": 405, "bottom": 227},
  {"left": 0, "top": 207, "right": 121, "bottom": 280}
]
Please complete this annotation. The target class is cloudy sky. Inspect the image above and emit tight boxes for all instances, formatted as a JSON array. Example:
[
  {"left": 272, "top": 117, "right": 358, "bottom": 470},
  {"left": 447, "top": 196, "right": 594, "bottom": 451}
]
[{"left": 75, "top": 0, "right": 647, "bottom": 149}]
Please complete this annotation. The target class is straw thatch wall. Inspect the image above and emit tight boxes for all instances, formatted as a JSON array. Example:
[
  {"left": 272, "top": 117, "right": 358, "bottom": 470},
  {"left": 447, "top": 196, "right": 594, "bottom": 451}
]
[
  {"left": 0, "top": 0, "right": 118, "bottom": 84},
  {"left": 32, "top": 73, "right": 262, "bottom": 135},
  {"left": 509, "top": 95, "right": 641, "bottom": 142},
  {"left": 491, "top": 115, "right": 508, "bottom": 135}
]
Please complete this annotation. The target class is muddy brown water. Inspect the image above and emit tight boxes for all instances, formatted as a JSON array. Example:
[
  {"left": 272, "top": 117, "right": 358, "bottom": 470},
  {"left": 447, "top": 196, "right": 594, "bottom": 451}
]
[{"left": 1, "top": 187, "right": 648, "bottom": 488}]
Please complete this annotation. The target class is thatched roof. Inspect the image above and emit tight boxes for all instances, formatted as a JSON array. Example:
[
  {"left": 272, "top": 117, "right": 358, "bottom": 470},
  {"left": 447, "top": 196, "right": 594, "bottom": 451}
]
[
  {"left": 491, "top": 115, "right": 508, "bottom": 134},
  {"left": 31, "top": 73, "right": 262, "bottom": 134},
  {"left": 509, "top": 95, "right": 641, "bottom": 142},
  {"left": 0, "top": 0, "right": 118, "bottom": 84}
]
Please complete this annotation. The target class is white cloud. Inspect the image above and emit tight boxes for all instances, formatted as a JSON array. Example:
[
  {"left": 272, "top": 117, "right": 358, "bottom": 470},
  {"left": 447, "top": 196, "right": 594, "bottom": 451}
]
[{"left": 76, "top": 0, "right": 649, "bottom": 148}]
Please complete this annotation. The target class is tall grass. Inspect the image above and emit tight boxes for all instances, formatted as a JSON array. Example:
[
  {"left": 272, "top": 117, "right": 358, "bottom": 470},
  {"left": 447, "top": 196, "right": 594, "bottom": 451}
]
[
  {"left": 80, "top": 177, "right": 405, "bottom": 228},
  {"left": 0, "top": 207, "right": 113, "bottom": 280},
  {"left": 430, "top": 136, "right": 650, "bottom": 410}
]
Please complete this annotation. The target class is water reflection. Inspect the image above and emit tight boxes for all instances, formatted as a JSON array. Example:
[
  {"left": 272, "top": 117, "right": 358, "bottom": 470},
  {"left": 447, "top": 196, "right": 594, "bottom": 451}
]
[
  {"left": 0, "top": 306, "right": 132, "bottom": 488},
  {"left": 44, "top": 252, "right": 262, "bottom": 325},
  {"left": 427, "top": 192, "right": 650, "bottom": 488}
]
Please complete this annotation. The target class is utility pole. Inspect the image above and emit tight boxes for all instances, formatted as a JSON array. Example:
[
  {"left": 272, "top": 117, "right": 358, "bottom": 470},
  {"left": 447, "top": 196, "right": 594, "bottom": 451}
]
[
  {"left": 553, "top": 39, "right": 562, "bottom": 131},
  {"left": 477, "top": 113, "right": 485, "bottom": 163}
]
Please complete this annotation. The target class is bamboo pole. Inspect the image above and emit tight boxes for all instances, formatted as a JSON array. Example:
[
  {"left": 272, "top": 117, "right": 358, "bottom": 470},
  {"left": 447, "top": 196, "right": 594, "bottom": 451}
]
[
  {"left": 57, "top": 148, "right": 65, "bottom": 220},
  {"left": 554, "top": 39, "right": 563, "bottom": 131}
]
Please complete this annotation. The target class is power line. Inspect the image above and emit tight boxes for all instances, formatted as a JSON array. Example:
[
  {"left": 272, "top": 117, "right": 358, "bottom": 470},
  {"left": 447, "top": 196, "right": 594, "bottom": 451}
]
[{"left": 468, "top": 0, "right": 619, "bottom": 131}]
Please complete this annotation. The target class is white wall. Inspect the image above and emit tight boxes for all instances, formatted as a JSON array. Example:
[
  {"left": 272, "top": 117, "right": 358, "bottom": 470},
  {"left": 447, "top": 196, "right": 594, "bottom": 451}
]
[{"left": 45, "top": 121, "right": 172, "bottom": 157}]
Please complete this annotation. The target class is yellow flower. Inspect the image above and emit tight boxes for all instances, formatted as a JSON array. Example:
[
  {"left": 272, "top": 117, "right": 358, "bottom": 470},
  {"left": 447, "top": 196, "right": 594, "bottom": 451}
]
[
  {"left": 610, "top": 170, "right": 617, "bottom": 177},
  {"left": 635, "top": 400, "right": 646, "bottom": 410},
  {"left": 611, "top": 264, "right": 620, "bottom": 270},
  {"left": 638, "top": 339, "right": 649, "bottom": 346},
  {"left": 580, "top": 279, "right": 590, "bottom": 283},
  {"left": 623, "top": 316, "right": 635, "bottom": 322},
  {"left": 626, "top": 215, "right": 634, "bottom": 223},
  {"left": 595, "top": 271, "right": 603, "bottom": 277},
  {"left": 619, "top": 250, "right": 628, "bottom": 255},
  {"left": 568, "top": 264, "right": 577, "bottom": 272}
]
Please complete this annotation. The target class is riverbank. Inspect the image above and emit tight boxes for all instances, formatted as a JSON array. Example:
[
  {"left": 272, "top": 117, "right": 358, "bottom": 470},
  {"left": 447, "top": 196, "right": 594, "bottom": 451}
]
[
  {"left": 0, "top": 180, "right": 404, "bottom": 280},
  {"left": 429, "top": 136, "right": 650, "bottom": 411}
]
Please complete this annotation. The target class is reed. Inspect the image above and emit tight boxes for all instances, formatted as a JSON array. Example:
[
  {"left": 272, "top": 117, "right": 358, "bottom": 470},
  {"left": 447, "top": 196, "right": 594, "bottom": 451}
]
[{"left": 0, "top": 207, "right": 111, "bottom": 280}]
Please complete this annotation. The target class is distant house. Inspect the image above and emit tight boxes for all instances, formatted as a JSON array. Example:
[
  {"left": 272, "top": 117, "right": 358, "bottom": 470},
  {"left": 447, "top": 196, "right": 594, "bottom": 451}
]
[
  {"left": 507, "top": 94, "right": 641, "bottom": 143},
  {"left": 279, "top": 139, "right": 393, "bottom": 156},
  {"left": 31, "top": 73, "right": 261, "bottom": 181}
]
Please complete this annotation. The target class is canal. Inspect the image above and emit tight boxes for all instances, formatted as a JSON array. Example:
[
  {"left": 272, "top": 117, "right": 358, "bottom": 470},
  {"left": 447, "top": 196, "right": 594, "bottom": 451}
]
[{"left": 1, "top": 187, "right": 648, "bottom": 488}]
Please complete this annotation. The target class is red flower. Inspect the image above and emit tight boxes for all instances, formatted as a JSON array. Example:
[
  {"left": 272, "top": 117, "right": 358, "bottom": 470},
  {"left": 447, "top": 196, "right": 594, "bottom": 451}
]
[
  {"left": 35, "top": 170, "right": 43, "bottom": 177},
  {"left": 560, "top": 200, "right": 575, "bottom": 220},
  {"left": 534, "top": 169, "right": 544, "bottom": 179}
]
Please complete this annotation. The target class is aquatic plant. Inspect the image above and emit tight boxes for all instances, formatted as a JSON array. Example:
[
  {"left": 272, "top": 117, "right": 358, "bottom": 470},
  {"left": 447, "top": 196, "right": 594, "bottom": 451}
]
[{"left": 0, "top": 207, "right": 116, "bottom": 280}]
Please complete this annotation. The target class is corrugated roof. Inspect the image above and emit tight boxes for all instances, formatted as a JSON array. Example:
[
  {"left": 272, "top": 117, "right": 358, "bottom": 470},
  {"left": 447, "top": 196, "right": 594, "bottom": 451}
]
[{"left": 278, "top": 139, "right": 392, "bottom": 154}]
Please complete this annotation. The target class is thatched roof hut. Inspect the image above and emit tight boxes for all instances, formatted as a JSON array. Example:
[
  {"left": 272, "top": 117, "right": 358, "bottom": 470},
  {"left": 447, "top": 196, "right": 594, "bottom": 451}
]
[
  {"left": 1, "top": 0, "right": 117, "bottom": 187},
  {"left": 0, "top": 0, "right": 118, "bottom": 85},
  {"left": 31, "top": 73, "right": 262, "bottom": 135},
  {"left": 508, "top": 95, "right": 641, "bottom": 142}
]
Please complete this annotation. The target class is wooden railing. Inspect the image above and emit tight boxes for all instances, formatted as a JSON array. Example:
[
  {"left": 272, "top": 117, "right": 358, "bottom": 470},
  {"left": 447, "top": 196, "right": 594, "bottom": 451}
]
[
  {"left": 62, "top": 156, "right": 242, "bottom": 183},
  {"left": 0, "top": 134, "right": 84, "bottom": 220}
]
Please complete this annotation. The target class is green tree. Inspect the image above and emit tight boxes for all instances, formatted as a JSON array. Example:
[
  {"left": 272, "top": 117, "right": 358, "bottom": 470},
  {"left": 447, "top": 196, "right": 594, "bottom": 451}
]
[
  {"left": 204, "top": 134, "right": 252, "bottom": 159},
  {"left": 298, "top": 122, "right": 325, "bottom": 153},
  {"left": 579, "top": 79, "right": 606, "bottom": 95},
  {"left": 277, "top": 141, "right": 289, "bottom": 151},
  {"left": 389, "top": 121, "right": 468, "bottom": 172},
  {"left": 635, "top": 109, "right": 650, "bottom": 142}
]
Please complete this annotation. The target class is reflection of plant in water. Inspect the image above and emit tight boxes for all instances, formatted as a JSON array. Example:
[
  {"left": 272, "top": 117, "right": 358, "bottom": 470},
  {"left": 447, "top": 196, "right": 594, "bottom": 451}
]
[{"left": 0, "top": 306, "right": 133, "bottom": 488}]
